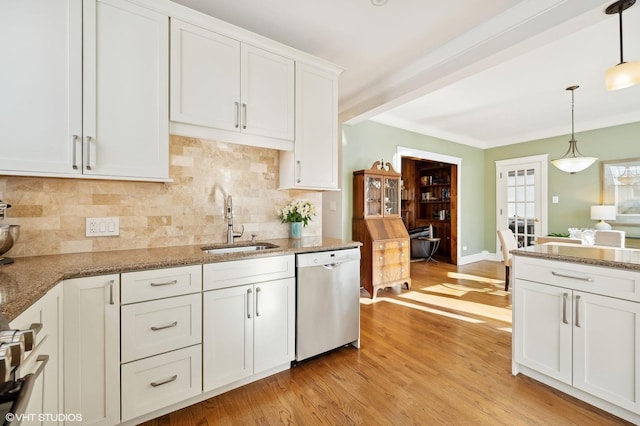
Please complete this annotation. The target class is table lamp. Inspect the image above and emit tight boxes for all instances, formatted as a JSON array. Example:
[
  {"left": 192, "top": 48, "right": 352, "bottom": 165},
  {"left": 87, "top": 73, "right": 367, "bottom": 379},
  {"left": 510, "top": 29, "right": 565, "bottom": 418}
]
[{"left": 590, "top": 205, "right": 617, "bottom": 230}]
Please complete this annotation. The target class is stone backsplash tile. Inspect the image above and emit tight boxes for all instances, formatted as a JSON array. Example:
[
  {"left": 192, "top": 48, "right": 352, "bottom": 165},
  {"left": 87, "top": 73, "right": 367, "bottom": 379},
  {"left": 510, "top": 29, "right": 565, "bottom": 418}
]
[{"left": 0, "top": 136, "right": 322, "bottom": 257}]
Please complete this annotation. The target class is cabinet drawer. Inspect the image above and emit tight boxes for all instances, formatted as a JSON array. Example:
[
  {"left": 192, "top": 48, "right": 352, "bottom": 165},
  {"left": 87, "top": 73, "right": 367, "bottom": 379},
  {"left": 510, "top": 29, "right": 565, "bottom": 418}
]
[
  {"left": 203, "top": 254, "right": 295, "bottom": 291},
  {"left": 121, "top": 265, "right": 202, "bottom": 304},
  {"left": 121, "top": 293, "right": 202, "bottom": 363},
  {"left": 121, "top": 344, "right": 202, "bottom": 422},
  {"left": 373, "top": 263, "right": 409, "bottom": 285},
  {"left": 373, "top": 239, "right": 408, "bottom": 252},
  {"left": 373, "top": 245, "right": 409, "bottom": 264},
  {"left": 513, "top": 256, "right": 640, "bottom": 301}
]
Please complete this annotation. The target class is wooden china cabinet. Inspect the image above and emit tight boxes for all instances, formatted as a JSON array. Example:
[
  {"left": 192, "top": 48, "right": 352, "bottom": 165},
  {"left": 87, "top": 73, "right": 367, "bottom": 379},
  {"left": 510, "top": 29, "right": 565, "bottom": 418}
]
[{"left": 353, "top": 161, "right": 411, "bottom": 299}]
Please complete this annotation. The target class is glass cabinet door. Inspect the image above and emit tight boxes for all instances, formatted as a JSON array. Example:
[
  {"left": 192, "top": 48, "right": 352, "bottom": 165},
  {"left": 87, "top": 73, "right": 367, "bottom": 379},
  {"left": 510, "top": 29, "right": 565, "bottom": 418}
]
[
  {"left": 365, "top": 176, "right": 382, "bottom": 216},
  {"left": 384, "top": 177, "right": 400, "bottom": 216}
]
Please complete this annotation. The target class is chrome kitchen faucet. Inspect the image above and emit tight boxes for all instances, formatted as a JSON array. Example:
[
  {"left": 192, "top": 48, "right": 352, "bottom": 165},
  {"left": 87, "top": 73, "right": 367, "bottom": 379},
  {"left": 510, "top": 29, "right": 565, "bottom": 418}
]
[{"left": 225, "top": 195, "right": 244, "bottom": 244}]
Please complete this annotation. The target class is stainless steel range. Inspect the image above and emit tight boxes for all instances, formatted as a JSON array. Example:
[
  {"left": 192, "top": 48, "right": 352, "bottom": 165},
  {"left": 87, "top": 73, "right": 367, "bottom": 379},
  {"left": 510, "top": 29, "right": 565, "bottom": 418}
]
[{"left": 0, "top": 315, "right": 46, "bottom": 424}]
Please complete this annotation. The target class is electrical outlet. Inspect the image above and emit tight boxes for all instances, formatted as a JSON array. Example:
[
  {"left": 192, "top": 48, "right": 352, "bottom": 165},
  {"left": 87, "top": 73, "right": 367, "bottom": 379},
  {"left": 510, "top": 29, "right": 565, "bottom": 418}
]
[{"left": 86, "top": 217, "right": 119, "bottom": 237}]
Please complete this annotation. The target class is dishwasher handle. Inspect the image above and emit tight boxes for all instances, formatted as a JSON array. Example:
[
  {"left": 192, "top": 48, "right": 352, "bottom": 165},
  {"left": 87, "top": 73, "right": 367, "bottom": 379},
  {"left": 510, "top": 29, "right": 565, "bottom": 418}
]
[{"left": 321, "top": 263, "right": 342, "bottom": 270}]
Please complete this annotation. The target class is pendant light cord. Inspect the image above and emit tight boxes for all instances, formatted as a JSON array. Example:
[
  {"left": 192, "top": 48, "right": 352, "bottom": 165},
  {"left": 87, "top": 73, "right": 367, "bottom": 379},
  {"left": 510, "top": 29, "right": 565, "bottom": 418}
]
[
  {"left": 618, "top": 8, "right": 625, "bottom": 64},
  {"left": 567, "top": 85, "right": 579, "bottom": 143}
]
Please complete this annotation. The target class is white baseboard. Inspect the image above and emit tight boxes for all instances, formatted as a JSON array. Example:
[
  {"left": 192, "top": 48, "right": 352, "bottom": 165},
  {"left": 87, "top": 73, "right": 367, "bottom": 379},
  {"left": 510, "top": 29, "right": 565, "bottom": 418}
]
[{"left": 458, "top": 250, "right": 500, "bottom": 265}]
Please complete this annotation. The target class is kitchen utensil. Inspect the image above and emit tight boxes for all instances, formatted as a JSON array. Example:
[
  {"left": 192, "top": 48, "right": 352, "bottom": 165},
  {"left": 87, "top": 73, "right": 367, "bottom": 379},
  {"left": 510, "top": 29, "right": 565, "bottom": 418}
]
[{"left": 0, "top": 225, "right": 20, "bottom": 265}]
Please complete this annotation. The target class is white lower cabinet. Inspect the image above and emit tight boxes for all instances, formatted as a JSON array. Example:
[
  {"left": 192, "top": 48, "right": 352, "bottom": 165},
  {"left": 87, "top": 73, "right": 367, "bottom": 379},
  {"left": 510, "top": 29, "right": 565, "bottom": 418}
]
[
  {"left": 63, "top": 274, "right": 120, "bottom": 426},
  {"left": 10, "top": 283, "right": 63, "bottom": 426},
  {"left": 53, "top": 258, "right": 296, "bottom": 423},
  {"left": 119, "top": 265, "right": 202, "bottom": 422},
  {"left": 513, "top": 256, "right": 640, "bottom": 422},
  {"left": 121, "top": 345, "right": 202, "bottom": 422},
  {"left": 120, "top": 293, "right": 201, "bottom": 363},
  {"left": 202, "top": 255, "right": 295, "bottom": 392}
]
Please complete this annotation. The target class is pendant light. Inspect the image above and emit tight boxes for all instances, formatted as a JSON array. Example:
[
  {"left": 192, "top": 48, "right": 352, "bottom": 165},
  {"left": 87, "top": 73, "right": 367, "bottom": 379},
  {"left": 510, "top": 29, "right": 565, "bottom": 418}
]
[
  {"left": 605, "top": 0, "right": 640, "bottom": 91},
  {"left": 551, "top": 86, "right": 598, "bottom": 174},
  {"left": 617, "top": 166, "right": 639, "bottom": 185}
]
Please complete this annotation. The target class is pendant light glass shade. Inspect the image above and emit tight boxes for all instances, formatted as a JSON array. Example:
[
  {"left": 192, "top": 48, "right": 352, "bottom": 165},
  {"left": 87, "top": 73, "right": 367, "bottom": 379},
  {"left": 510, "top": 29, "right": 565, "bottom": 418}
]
[
  {"left": 551, "top": 85, "right": 597, "bottom": 174},
  {"left": 606, "top": 61, "right": 640, "bottom": 90},
  {"left": 617, "top": 166, "right": 639, "bottom": 185},
  {"left": 605, "top": 0, "right": 640, "bottom": 91}
]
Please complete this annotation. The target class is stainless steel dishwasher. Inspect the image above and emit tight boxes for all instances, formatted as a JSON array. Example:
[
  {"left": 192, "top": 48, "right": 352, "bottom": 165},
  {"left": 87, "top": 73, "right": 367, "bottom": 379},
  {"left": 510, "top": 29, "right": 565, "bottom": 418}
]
[{"left": 295, "top": 247, "right": 361, "bottom": 362}]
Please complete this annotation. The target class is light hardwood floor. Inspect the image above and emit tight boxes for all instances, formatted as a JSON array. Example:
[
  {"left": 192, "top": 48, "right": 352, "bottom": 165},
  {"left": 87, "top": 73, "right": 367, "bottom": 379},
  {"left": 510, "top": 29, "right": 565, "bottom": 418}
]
[{"left": 142, "top": 260, "right": 631, "bottom": 425}]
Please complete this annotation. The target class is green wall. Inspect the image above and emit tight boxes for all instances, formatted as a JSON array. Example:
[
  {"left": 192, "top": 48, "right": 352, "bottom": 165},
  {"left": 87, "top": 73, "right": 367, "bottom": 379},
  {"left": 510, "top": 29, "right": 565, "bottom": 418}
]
[
  {"left": 484, "top": 121, "right": 640, "bottom": 250},
  {"left": 343, "top": 120, "right": 640, "bottom": 257},
  {"left": 342, "top": 121, "right": 486, "bottom": 256}
]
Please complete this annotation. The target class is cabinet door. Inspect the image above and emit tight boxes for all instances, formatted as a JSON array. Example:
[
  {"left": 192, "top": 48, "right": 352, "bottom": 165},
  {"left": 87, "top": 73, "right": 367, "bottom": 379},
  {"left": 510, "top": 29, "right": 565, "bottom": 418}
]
[
  {"left": 253, "top": 278, "right": 295, "bottom": 374},
  {"left": 291, "top": 62, "right": 338, "bottom": 188},
  {"left": 170, "top": 18, "right": 240, "bottom": 131},
  {"left": 384, "top": 177, "right": 401, "bottom": 216},
  {"left": 241, "top": 44, "right": 294, "bottom": 141},
  {"left": 0, "top": 0, "right": 82, "bottom": 175},
  {"left": 513, "top": 279, "right": 572, "bottom": 384},
  {"left": 64, "top": 274, "right": 120, "bottom": 426},
  {"left": 10, "top": 283, "right": 63, "bottom": 426},
  {"left": 83, "top": 0, "right": 169, "bottom": 180},
  {"left": 203, "top": 285, "right": 253, "bottom": 391},
  {"left": 364, "top": 176, "right": 383, "bottom": 217},
  {"left": 573, "top": 291, "right": 640, "bottom": 413}
]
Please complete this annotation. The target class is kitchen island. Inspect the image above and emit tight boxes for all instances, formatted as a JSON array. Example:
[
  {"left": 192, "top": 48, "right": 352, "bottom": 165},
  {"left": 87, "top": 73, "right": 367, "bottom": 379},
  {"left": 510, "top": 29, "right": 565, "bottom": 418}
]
[{"left": 511, "top": 243, "right": 640, "bottom": 424}]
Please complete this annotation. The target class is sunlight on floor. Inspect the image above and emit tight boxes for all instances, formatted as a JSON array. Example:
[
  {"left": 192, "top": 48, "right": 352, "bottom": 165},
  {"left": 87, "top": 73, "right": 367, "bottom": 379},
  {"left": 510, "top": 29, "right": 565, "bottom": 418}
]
[
  {"left": 447, "top": 271, "right": 503, "bottom": 285},
  {"left": 398, "top": 290, "right": 512, "bottom": 324},
  {"left": 360, "top": 296, "right": 485, "bottom": 324}
]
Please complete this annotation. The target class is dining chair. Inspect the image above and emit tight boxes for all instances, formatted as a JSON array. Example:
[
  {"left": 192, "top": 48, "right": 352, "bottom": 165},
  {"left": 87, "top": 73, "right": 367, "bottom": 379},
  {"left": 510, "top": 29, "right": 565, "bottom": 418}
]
[
  {"left": 497, "top": 229, "right": 519, "bottom": 291},
  {"left": 594, "top": 230, "right": 626, "bottom": 248}
]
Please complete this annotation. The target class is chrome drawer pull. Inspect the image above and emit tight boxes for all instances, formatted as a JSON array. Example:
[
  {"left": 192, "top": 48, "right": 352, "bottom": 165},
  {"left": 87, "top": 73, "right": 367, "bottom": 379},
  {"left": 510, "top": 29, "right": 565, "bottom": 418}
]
[
  {"left": 85, "top": 136, "right": 93, "bottom": 170},
  {"left": 256, "top": 287, "right": 261, "bottom": 317},
  {"left": 107, "top": 280, "right": 115, "bottom": 305},
  {"left": 551, "top": 271, "right": 594, "bottom": 282},
  {"left": 150, "top": 321, "right": 178, "bottom": 331},
  {"left": 150, "top": 374, "right": 177, "bottom": 387},
  {"left": 150, "top": 279, "right": 178, "bottom": 287},
  {"left": 71, "top": 135, "right": 79, "bottom": 169},
  {"left": 242, "top": 103, "right": 247, "bottom": 129}
]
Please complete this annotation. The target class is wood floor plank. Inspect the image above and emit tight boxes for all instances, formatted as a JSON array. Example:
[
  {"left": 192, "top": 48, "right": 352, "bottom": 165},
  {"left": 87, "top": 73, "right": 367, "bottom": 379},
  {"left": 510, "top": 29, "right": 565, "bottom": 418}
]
[{"left": 141, "top": 260, "right": 632, "bottom": 425}]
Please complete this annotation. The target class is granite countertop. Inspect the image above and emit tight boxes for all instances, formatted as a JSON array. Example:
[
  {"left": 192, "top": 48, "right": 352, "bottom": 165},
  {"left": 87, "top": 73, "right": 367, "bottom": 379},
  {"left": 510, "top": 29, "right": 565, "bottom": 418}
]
[
  {"left": 0, "top": 237, "right": 361, "bottom": 321},
  {"left": 512, "top": 243, "right": 640, "bottom": 271}
]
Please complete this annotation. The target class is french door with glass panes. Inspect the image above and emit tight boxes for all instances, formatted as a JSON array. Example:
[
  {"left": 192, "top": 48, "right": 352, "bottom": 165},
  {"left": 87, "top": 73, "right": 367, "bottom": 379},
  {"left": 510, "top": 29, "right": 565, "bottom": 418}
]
[{"left": 496, "top": 155, "right": 548, "bottom": 251}]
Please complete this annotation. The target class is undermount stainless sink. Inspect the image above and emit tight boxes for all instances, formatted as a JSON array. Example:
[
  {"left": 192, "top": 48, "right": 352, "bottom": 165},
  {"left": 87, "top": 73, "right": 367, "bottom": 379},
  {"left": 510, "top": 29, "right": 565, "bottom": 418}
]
[{"left": 201, "top": 242, "right": 279, "bottom": 255}]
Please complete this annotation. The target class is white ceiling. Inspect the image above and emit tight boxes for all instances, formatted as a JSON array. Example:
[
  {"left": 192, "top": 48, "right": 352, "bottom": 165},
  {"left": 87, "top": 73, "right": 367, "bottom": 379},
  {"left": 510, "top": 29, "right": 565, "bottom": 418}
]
[{"left": 172, "top": 0, "right": 640, "bottom": 149}]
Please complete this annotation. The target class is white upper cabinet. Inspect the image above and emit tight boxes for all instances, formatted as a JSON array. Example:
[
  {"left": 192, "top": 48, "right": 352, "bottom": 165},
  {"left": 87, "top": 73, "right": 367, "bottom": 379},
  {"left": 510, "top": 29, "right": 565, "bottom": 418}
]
[
  {"left": 84, "top": 0, "right": 169, "bottom": 180},
  {"left": 170, "top": 19, "right": 240, "bottom": 131},
  {"left": 280, "top": 62, "right": 339, "bottom": 190},
  {"left": 170, "top": 19, "right": 295, "bottom": 150},
  {"left": 0, "top": 0, "right": 82, "bottom": 175},
  {"left": 0, "top": 0, "right": 170, "bottom": 181},
  {"left": 240, "top": 44, "right": 294, "bottom": 141}
]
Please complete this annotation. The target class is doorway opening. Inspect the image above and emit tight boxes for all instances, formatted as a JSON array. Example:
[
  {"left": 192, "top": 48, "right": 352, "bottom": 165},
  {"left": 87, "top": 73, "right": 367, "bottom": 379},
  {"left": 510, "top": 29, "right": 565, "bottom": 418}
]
[{"left": 396, "top": 147, "right": 460, "bottom": 265}]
